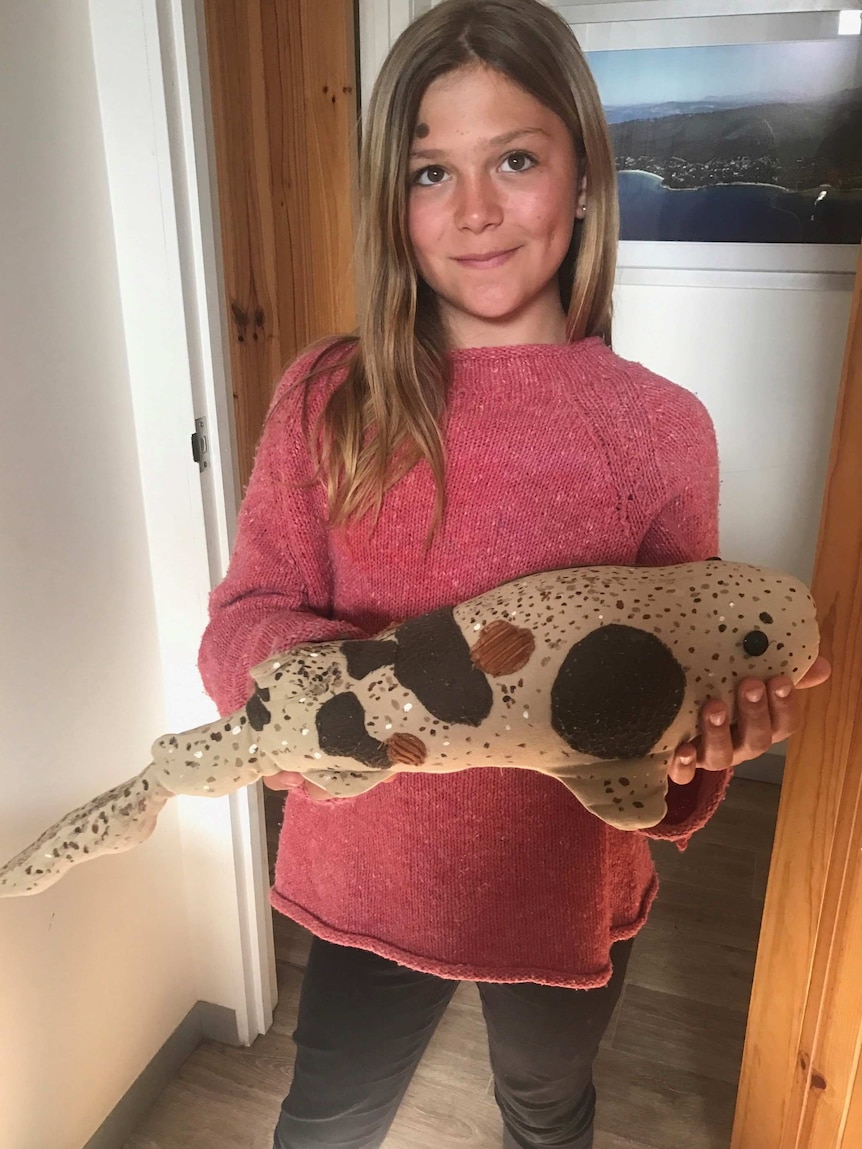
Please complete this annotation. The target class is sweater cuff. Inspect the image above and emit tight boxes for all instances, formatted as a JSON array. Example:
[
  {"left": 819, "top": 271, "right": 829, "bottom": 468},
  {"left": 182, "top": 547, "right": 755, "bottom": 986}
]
[
  {"left": 637, "top": 768, "right": 733, "bottom": 852},
  {"left": 248, "top": 612, "right": 368, "bottom": 666},
  {"left": 216, "top": 613, "right": 369, "bottom": 716}
]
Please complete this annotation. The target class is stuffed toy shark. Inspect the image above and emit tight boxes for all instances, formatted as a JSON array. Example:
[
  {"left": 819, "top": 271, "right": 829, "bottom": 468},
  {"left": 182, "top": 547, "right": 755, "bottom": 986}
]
[{"left": 0, "top": 559, "right": 819, "bottom": 896}]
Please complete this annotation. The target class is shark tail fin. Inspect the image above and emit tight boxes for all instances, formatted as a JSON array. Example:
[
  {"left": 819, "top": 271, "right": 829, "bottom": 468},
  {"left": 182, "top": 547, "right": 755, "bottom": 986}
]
[{"left": 0, "top": 769, "right": 171, "bottom": 897}]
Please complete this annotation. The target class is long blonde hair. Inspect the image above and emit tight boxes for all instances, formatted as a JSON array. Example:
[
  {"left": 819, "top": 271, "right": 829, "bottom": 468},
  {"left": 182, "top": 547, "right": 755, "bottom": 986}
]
[{"left": 302, "top": 0, "right": 618, "bottom": 533}]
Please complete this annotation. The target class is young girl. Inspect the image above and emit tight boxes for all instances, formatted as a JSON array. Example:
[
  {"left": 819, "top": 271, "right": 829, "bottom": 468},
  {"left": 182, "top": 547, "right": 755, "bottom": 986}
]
[{"left": 198, "top": 2, "right": 827, "bottom": 1146}]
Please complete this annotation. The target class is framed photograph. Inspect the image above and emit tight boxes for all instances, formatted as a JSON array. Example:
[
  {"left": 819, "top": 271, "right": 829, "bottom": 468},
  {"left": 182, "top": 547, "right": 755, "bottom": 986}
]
[{"left": 563, "top": 0, "right": 862, "bottom": 279}]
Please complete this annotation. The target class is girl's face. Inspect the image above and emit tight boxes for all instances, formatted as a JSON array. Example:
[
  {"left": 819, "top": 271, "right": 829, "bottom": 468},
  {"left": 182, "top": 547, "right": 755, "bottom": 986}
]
[{"left": 407, "top": 64, "right": 584, "bottom": 349}]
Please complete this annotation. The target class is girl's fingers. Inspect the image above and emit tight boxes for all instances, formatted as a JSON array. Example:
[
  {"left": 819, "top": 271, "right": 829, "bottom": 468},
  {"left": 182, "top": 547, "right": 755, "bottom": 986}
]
[
  {"left": 664, "top": 661, "right": 827, "bottom": 785},
  {"left": 263, "top": 772, "right": 335, "bottom": 799},
  {"left": 262, "top": 771, "right": 305, "bottom": 791},
  {"left": 733, "top": 679, "right": 774, "bottom": 761},
  {"left": 263, "top": 770, "right": 401, "bottom": 799},
  {"left": 303, "top": 779, "right": 337, "bottom": 801},
  {"left": 766, "top": 676, "right": 798, "bottom": 743},
  {"left": 699, "top": 700, "right": 734, "bottom": 770},
  {"left": 796, "top": 656, "right": 831, "bottom": 689},
  {"left": 668, "top": 745, "right": 697, "bottom": 785}
]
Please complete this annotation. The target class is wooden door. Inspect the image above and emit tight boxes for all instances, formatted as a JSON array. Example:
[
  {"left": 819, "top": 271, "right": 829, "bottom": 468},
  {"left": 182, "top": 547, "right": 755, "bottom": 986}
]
[
  {"left": 203, "top": 0, "right": 358, "bottom": 491},
  {"left": 733, "top": 253, "right": 862, "bottom": 1149}
]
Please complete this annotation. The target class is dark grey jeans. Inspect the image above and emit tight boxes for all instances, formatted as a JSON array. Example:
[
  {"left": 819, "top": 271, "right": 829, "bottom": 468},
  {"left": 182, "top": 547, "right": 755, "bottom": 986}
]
[{"left": 272, "top": 934, "right": 633, "bottom": 1149}]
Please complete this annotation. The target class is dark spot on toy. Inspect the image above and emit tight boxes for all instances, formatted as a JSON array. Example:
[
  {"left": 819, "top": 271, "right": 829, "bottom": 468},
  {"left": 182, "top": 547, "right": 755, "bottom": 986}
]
[
  {"left": 392, "top": 608, "right": 494, "bottom": 726},
  {"left": 551, "top": 625, "right": 685, "bottom": 759},
  {"left": 315, "top": 693, "right": 390, "bottom": 769},
  {"left": 759, "top": 612, "right": 774, "bottom": 624},
  {"left": 343, "top": 638, "right": 398, "bottom": 679},
  {"left": 246, "top": 686, "right": 272, "bottom": 732}
]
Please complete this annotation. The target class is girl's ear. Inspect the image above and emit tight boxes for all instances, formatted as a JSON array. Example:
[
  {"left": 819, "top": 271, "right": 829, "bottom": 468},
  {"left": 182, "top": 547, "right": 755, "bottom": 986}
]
[{"left": 576, "top": 173, "right": 587, "bottom": 219}]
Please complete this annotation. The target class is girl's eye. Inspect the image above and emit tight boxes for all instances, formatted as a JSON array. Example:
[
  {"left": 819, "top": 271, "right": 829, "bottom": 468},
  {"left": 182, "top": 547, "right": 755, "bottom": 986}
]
[
  {"left": 501, "top": 151, "right": 536, "bottom": 173},
  {"left": 412, "top": 165, "right": 449, "bottom": 187}
]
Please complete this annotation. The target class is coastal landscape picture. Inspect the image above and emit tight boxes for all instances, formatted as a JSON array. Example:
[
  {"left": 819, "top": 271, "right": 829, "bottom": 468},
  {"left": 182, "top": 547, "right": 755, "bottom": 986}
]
[{"left": 586, "top": 38, "right": 862, "bottom": 243}]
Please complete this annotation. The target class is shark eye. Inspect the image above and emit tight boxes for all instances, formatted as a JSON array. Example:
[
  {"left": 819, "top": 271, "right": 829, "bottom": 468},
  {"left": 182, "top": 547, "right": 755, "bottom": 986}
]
[{"left": 742, "top": 630, "right": 770, "bottom": 657}]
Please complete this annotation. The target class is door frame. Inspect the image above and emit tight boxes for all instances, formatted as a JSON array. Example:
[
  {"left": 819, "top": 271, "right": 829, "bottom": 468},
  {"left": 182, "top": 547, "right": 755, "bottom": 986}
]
[
  {"left": 732, "top": 255, "right": 862, "bottom": 1149},
  {"left": 358, "top": 1, "right": 433, "bottom": 115},
  {"left": 89, "top": 0, "right": 275, "bottom": 1045}
]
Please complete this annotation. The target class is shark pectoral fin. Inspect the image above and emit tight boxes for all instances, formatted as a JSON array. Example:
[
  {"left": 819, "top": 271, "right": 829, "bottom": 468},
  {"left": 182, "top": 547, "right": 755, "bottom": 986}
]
[
  {"left": 301, "top": 767, "right": 397, "bottom": 798},
  {"left": 547, "top": 754, "right": 672, "bottom": 831},
  {"left": 0, "top": 769, "right": 172, "bottom": 898}
]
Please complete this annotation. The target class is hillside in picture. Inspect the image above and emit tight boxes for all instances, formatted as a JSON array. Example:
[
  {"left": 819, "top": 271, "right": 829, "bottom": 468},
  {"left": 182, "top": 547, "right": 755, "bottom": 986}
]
[{"left": 587, "top": 40, "right": 862, "bottom": 243}]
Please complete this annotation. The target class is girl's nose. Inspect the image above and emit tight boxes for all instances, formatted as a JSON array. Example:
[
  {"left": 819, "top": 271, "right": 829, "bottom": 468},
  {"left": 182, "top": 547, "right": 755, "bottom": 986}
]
[{"left": 453, "top": 173, "right": 503, "bottom": 231}]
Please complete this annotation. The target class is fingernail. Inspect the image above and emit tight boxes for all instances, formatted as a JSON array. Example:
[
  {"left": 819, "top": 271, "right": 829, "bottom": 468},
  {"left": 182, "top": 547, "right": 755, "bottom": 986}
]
[
  {"left": 679, "top": 753, "right": 695, "bottom": 766},
  {"left": 709, "top": 712, "right": 726, "bottom": 726},
  {"left": 745, "top": 686, "right": 764, "bottom": 702},
  {"left": 774, "top": 683, "right": 791, "bottom": 698}
]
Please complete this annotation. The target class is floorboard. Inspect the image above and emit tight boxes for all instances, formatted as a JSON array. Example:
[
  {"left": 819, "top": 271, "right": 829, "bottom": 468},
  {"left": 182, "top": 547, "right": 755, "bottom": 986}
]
[{"left": 124, "top": 777, "right": 779, "bottom": 1149}]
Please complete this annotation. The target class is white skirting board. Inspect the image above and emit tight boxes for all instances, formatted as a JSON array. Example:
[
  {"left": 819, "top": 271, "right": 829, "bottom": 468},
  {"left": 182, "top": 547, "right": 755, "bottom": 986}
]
[{"left": 82, "top": 1001, "right": 240, "bottom": 1149}]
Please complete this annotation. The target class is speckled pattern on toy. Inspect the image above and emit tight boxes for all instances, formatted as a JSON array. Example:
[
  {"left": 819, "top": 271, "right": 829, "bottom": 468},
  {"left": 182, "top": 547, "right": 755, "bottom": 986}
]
[{"left": 0, "top": 560, "right": 819, "bottom": 896}]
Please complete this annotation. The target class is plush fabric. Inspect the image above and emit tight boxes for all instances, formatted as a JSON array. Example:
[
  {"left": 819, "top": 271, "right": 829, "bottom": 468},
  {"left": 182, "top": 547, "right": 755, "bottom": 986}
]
[
  {"left": 181, "top": 561, "right": 817, "bottom": 829},
  {"left": 198, "top": 337, "right": 731, "bottom": 988},
  {"left": 0, "top": 555, "right": 816, "bottom": 899}
]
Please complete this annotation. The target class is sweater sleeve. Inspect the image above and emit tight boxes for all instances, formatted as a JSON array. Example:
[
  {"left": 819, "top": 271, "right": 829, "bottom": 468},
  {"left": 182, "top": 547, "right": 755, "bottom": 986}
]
[
  {"left": 636, "top": 382, "right": 719, "bottom": 567},
  {"left": 198, "top": 346, "right": 367, "bottom": 716},
  {"left": 634, "top": 382, "right": 731, "bottom": 850}
]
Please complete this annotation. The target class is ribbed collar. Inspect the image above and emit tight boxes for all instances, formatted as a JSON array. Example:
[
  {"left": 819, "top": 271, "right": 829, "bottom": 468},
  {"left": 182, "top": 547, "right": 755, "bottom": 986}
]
[{"left": 445, "top": 336, "right": 610, "bottom": 399}]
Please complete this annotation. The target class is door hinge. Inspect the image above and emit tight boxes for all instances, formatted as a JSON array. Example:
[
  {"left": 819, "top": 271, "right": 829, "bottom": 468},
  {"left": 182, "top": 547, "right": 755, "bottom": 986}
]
[{"left": 191, "top": 416, "right": 209, "bottom": 473}]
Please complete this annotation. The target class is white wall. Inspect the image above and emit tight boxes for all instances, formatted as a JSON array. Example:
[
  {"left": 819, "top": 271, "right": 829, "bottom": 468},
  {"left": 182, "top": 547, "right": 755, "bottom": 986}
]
[
  {"left": 0, "top": 3, "right": 199, "bottom": 1146},
  {"left": 613, "top": 277, "right": 853, "bottom": 775},
  {"left": 614, "top": 281, "right": 852, "bottom": 583}
]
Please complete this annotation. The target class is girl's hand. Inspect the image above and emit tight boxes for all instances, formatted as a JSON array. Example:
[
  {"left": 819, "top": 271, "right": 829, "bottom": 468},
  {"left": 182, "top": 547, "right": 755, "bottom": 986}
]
[
  {"left": 262, "top": 770, "right": 400, "bottom": 800},
  {"left": 668, "top": 656, "right": 832, "bottom": 785},
  {"left": 263, "top": 772, "right": 336, "bottom": 800}
]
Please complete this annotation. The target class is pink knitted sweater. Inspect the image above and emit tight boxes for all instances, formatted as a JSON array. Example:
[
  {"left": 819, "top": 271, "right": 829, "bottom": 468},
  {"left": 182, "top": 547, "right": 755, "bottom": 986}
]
[{"left": 198, "top": 336, "right": 731, "bottom": 988}]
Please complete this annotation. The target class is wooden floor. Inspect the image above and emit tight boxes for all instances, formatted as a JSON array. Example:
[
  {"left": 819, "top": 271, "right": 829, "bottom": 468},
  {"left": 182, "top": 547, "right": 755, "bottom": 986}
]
[{"left": 124, "top": 777, "right": 780, "bottom": 1149}]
